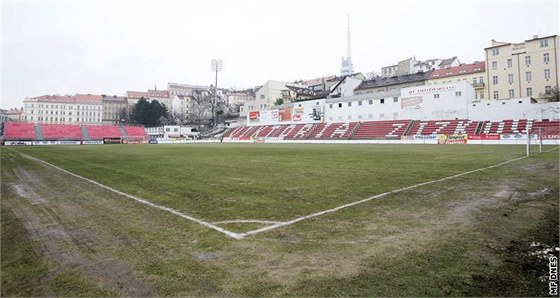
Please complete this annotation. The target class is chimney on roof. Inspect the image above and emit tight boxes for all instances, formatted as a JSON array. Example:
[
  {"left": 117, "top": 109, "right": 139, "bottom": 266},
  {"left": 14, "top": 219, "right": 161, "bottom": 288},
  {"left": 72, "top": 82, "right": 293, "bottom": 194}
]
[{"left": 533, "top": 35, "right": 539, "bottom": 39}]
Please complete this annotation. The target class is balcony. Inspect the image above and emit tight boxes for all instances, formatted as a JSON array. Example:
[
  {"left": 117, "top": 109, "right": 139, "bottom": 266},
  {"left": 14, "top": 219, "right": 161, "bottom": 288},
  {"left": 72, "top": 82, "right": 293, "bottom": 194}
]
[{"left": 473, "top": 82, "right": 485, "bottom": 88}]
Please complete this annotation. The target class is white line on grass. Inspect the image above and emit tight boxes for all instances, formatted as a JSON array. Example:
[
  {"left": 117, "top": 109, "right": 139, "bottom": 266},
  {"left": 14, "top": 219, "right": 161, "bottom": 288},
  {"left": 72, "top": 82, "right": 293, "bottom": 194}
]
[
  {"left": 11, "top": 146, "right": 559, "bottom": 240},
  {"left": 235, "top": 154, "right": 536, "bottom": 238},
  {"left": 10, "top": 150, "right": 244, "bottom": 239},
  {"left": 212, "top": 220, "right": 283, "bottom": 225}
]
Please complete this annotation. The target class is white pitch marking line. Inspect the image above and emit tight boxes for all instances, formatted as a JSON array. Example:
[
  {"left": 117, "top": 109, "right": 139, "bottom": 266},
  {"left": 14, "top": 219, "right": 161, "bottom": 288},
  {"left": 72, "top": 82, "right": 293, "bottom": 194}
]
[
  {"left": 10, "top": 149, "right": 243, "bottom": 240},
  {"left": 236, "top": 154, "right": 533, "bottom": 238},
  {"left": 212, "top": 220, "right": 283, "bottom": 225},
  {"left": 11, "top": 146, "right": 558, "bottom": 240}
]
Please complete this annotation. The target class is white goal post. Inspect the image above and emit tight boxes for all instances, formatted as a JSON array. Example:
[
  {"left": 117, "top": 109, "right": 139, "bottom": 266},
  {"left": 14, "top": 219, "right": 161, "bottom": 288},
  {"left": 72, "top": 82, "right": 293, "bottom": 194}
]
[{"left": 526, "top": 128, "right": 543, "bottom": 156}]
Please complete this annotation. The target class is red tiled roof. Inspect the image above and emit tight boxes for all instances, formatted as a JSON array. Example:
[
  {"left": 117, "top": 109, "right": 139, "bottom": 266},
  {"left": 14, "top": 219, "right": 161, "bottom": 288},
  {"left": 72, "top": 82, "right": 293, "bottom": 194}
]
[
  {"left": 30, "top": 95, "right": 75, "bottom": 103},
  {"left": 304, "top": 75, "right": 336, "bottom": 86},
  {"left": 148, "top": 90, "right": 170, "bottom": 98},
  {"left": 127, "top": 91, "right": 149, "bottom": 99},
  {"left": 75, "top": 94, "right": 102, "bottom": 103},
  {"left": 428, "top": 61, "right": 486, "bottom": 79}
]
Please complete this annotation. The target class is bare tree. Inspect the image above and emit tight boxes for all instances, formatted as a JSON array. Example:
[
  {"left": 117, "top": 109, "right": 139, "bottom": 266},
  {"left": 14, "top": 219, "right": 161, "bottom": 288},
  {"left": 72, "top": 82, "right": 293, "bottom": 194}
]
[
  {"left": 117, "top": 107, "right": 130, "bottom": 124},
  {"left": 540, "top": 86, "right": 559, "bottom": 102},
  {"left": 187, "top": 90, "right": 213, "bottom": 131},
  {"left": 366, "top": 71, "right": 381, "bottom": 80}
]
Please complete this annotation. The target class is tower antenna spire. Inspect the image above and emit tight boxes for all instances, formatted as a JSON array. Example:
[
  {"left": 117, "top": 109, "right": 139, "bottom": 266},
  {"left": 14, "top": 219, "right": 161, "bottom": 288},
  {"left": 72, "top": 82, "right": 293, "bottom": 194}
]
[
  {"left": 340, "top": 14, "right": 354, "bottom": 76},
  {"left": 347, "top": 14, "right": 351, "bottom": 59}
]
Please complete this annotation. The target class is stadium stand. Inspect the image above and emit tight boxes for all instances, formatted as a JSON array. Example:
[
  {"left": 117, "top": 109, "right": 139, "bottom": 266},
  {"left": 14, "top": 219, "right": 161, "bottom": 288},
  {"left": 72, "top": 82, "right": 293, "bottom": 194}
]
[
  {"left": 309, "top": 122, "right": 357, "bottom": 139},
  {"left": 1, "top": 122, "right": 152, "bottom": 142},
  {"left": 408, "top": 119, "right": 480, "bottom": 135},
  {"left": 285, "top": 123, "right": 317, "bottom": 139},
  {"left": 85, "top": 125, "right": 124, "bottom": 139},
  {"left": 3, "top": 122, "right": 37, "bottom": 140},
  {"left": 41, "top": 124, "right": 83, "bottom": 140},
  {"left": 123, "top": 126, "right": 150, "bottom": 139},
  {"left": 353, "top": 120, "right": 412, "bottom": 139},
  {"left": 532, "top": 119, "right": 560, "bottom": 134},
  {"left": 480, "top": 119, "right": 535, "bottom": 135}
]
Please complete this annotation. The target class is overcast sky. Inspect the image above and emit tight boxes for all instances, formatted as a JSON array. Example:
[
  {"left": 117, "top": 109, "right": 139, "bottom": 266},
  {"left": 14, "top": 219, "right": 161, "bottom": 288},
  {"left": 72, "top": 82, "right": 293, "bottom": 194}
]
[{"left": 1, "top": 0, "right": 558, "bottom": 108}]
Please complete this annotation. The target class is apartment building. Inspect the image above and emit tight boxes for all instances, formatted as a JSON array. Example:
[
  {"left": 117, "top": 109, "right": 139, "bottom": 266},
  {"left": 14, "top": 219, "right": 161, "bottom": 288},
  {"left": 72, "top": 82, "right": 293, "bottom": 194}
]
[
  {"left": 426, "top": 61, "right": 487, "bottom": 101},
  {"left": 126, "top": 91, "right": 149, "bottom": 108},
  {"left": 381, "top": 57, "right": 460, "bottom": 77},
  {"left": 23, "top": 94, "right": 103, "bottom": 125},
  {"left": 148, "top": 89, "right": 171, "bottom": 107},
  {"left": 485, "top": 35, "right": 559, "bottom": 100},
  {"left": 102, "top": 95, "right": 127, "bottom": 125},
  {"left": 254, "top": 80, "right": 290, "bottom": 111}
]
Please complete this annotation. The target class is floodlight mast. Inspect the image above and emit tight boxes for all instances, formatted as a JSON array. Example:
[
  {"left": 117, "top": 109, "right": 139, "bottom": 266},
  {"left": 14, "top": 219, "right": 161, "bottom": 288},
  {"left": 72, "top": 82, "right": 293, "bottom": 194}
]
[{"left": 211, "top": 59, "right": 223, "bottom": 128}]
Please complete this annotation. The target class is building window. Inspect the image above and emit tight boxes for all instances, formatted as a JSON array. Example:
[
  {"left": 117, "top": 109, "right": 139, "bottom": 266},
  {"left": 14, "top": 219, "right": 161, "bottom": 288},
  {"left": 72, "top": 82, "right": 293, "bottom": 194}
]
[
  {"left": 338, "top": 103, "right": 342, "bottom": 108},
  {"left": 492, "top": 76, "right": 498, "bottom": 85},
  {"left": 491, "top": 61, "right": 497, "bottom": 70},
  {"left": 455, "top": 91, "right": 462, "bottom": 97},
  {"left": 475, "top": 93, "right": 478, "bottom": 99},
  {"left": 493, "top": 91, "right": 499, "bottom": 99},
  {"left": 492, "top": 48, "right": 499, "bottom": 55},
  {"left": 393, "top": 97, "right": 398, "bottom": 102},
  {"left": 526, "top": 71, "right": 532, "bottom": 82},
  {"left": 544, "top": 69, "right": 551, "bottom": 80},
  {"left": 508, "top": 89, "right": 514, "bottom": 98},
  {"left": 508, "top": 74, "right": 514, "bottom": 84},
  {"left": 479, "top": 76, "right": 484, "bottom": 83},
  {"left": 545, "top": 86, "right": 552, "bottom": 94},
  {"left": 358, "top": 101, "right": 362, "bottom": 106},
  {"left": 347, "top": 102, "right": 352, "bottom": 107},
  {"left": 544, "top": 52, "right": 550, "bottom": 63},
  {"left": 540, "top": 39, "right": 549, "bottom": 47},
  {"left": 329, "top": 104, "right": 333, "bottom": 109},
  {"left": 526, "top": 87, "right": 533, "bottom": 97},
  {"left": 507, "top": 59, "right": 512, "bottom": 68},
  {"left": 525, "top": 56, "right": 531, "bottom": 65},
  {"left": 472, "top": 77, "right": 477, "bottom": 84},
  {"left": 380, "top": 98, "right": 385, "bottom": 104},
  {"left": 480, "top": 92, "right": 484, "bottom": 99},
  {"left": 379, "top": 113, "right": 385, "bottom": 118},
  {"left": 434, "top": 94, "right": 440, "bottom": 99},
  {"left": 368, "top": 99, "right": 373, "bottom": 105}
]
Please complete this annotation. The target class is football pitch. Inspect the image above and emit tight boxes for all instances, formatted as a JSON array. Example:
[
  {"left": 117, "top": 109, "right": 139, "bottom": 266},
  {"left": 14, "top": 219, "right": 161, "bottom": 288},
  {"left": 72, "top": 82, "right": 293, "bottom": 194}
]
[{"left": 2, "top": 143, "right": 559, "bottom": 296}]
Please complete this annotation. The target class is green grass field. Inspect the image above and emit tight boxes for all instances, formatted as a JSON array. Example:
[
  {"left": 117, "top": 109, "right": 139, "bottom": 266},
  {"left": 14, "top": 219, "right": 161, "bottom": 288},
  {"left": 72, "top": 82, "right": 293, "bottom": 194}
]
[{"left": 2, "top": 143, "right": 559, "bottom": 296}]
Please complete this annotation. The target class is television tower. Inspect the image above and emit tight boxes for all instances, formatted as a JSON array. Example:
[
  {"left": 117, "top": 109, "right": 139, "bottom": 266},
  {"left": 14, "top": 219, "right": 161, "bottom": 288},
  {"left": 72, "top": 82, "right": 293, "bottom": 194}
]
[{"left": 340, "top": 15, "right": 354, "bottom": 76}]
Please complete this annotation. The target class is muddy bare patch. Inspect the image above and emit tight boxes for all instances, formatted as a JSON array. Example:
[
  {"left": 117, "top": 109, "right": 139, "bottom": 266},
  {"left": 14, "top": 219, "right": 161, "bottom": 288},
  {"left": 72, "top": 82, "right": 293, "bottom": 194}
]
[
  {"left": 12, "top": 184, "right": 44, "bottom": 204},
  {"left": 3, "top": 162, "right": 154, "bottom": 296}
]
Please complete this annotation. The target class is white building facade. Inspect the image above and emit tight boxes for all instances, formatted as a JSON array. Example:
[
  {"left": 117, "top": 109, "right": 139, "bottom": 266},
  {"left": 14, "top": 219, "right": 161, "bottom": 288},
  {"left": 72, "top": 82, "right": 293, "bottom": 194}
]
[{"left": 23, "top": 94, "right": 103, "bottom": 125}]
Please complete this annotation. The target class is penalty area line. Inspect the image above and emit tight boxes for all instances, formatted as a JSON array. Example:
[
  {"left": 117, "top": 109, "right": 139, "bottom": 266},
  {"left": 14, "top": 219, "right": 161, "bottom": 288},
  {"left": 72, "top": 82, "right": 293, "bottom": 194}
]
[
  {"left": 236, "top": 154, "right": 531, "bottom": 239},
  {"left": 9, "top": 149, "right": 243, "bottom": 240}
]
